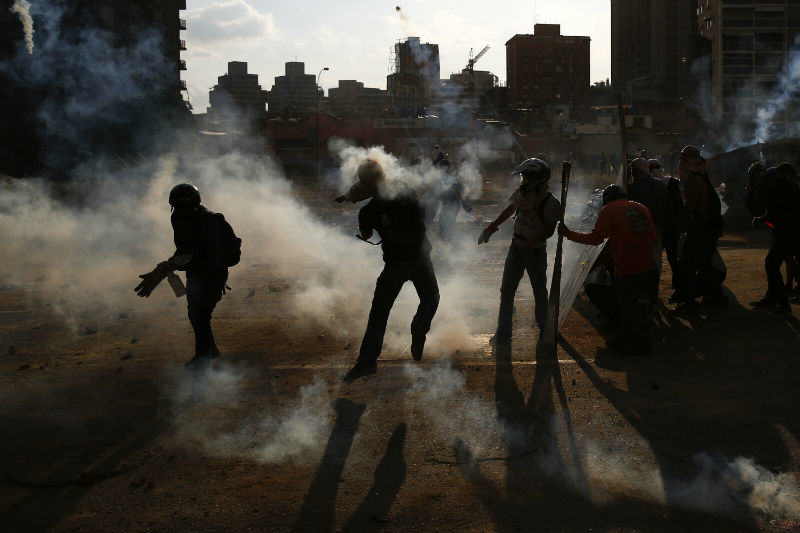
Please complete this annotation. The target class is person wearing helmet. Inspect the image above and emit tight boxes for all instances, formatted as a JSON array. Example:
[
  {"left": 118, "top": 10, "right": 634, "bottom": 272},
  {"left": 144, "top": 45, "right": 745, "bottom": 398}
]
[
  {"left": 558, "top": 185, "right": 658, "bottom": 355},
  {"left": 674, "top": 145, "right": 725, "bottom": 313},
  {"left": 628, "top": 157, "right": 667, "bottom": 302},
  {"left": 336, "top": 159, "right": 439, "bottom": 382},
  {"left": 135, "top": 183, "right": 239, "bottom": 368},
  {"left": 746, "top": 161, "right": 800, "bottom": 314},
  {"left": 478, "top": 158, "right": 561, "bottom": 344}
]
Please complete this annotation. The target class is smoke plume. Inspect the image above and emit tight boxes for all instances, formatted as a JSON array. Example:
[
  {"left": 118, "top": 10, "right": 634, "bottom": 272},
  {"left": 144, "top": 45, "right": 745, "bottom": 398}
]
[
  {"left": 753, "top": 38, "right": 800, "bottom": 144},
  {"left": 173, "top": 368, "right": 335, "bottom": 464},
  {"left": 10, "top": 0, "right": 34, "bottom": 55}
]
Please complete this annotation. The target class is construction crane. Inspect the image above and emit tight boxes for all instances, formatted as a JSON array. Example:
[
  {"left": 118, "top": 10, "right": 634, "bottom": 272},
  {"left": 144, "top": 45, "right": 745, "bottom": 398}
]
[{"left": 465, "top": 45, "right": 490, "bottom": 96}]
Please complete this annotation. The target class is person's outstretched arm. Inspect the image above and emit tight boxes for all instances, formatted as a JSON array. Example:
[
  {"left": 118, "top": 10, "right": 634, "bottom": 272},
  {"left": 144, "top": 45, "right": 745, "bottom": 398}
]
[{"left": 478, "top": 203, "right": 516, "bottom": 244}]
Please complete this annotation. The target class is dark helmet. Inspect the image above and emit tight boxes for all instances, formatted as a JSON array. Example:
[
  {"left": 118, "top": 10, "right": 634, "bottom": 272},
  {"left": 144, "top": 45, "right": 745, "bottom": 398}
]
[
  {"left": 169, "top": 183, "right": 201, "bottom": 209},
  {"left": 602, "top": 184, "right": 626, "bottom": 206},
  {"left": 511, "top": 158, "right": 550, "bottom": 192}
]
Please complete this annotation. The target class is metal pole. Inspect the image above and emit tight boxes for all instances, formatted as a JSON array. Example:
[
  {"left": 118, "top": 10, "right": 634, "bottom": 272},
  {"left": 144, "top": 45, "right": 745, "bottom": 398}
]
[{"left": 316, "top": 67, "right": 328, "bottom": 181}]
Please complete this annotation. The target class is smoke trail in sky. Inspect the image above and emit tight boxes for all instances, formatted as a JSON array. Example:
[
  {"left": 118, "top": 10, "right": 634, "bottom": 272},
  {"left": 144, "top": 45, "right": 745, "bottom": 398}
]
[{"left": 10, "top": 0, "right": 34, "bottom": 55}]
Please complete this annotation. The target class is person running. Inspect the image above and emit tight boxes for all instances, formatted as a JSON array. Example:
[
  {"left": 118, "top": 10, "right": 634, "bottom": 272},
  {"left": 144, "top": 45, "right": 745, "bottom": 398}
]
[
  {"left": 478, "top": 158, "right": 560, "bottom": 345},
  {"left": 558, "top": 185, "right": 657, "bottom": 355},
  {"left": 336, "top": 159, "right": 439, "bottom": 381}
]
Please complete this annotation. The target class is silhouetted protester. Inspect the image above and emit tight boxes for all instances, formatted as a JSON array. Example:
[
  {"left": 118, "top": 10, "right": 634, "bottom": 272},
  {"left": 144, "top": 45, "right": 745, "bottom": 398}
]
[
  {"left": 559, "top": 185, "right": 657, "bottom": 355},
  {"left": 674, "top": 146, "right": 725, "bottom": 313},
  {"left": 336, "top": 160, "right": 439, "bottom": 382},
  {"left": 435, "top": 158, "right": 474, "bottom": 244},
  {"left": 478, "top": 158, "right": 560, "bottom": 344},
  {"left": 599, "top": 153, "right": 609, "bottom": 176},
  {"left": 422, "top": 155, "right": 473, "bottom": 244},
  {"left": 746, "top": 161, "right": 800, "bottom": 314},
  {"left": 135, "top": 184, "right": 241, "bottom": 368},
  {"left": 628, "top": 157, "right": 667, "bottom": 302},
  {"left": 658, "top": 162, "right": 686, "bottom": 300}
]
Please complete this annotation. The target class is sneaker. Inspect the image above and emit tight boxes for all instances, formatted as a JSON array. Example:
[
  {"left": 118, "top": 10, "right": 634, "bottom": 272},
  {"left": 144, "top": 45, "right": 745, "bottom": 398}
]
[
  {"left": 411, "top": 331, "right": 426, "bottom": 361},
  {"left": 750, "top": 297, "right": 777, "bottom": 309},
  {"left": 341, "top": 362, "right": 377, "bottom": 382}
]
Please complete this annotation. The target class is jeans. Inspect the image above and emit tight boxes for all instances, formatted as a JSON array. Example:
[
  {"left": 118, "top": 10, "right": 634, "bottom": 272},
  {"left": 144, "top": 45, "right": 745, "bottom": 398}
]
[
  {"left": 496, "top": 243, "right": 549, "bottom": 339},
  {"left": 186, "top": 272, "right": 226, "bottom": 359},
  {"left": 615, "top": 270, "right": 656, "bottom": 351},
  {"left": 358, "top": 255, "right": 440, "bottom": 365}
]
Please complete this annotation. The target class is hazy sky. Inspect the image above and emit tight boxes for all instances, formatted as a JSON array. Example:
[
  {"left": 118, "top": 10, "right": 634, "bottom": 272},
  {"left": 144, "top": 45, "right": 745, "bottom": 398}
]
[{"left": 182, "top": 0, "right": 611, "bottom": 113}]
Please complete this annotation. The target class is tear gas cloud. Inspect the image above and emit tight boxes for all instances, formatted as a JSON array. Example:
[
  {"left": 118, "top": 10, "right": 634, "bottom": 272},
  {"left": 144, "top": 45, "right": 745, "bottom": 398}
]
[
  {"left": 173, "top": 367, "right": 334, "bottom": 465},
  {"left": 692, "top": 39, "right": 800, "bottom": 154},
  {"left": 543, "top": 428, "right": 800, "bottom": 521},
  {"left": 404, "top": 362, "right": 505, "bottom": 454}
]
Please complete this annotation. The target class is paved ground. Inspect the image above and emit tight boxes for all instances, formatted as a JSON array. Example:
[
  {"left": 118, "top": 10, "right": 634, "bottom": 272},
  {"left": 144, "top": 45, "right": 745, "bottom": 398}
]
[{"left": 1, "top": 177, "right": 799, "bottom": 532}]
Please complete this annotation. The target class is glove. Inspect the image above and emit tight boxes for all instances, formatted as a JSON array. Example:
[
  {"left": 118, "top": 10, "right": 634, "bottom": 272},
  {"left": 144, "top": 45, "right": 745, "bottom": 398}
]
[
  {"left": 477, "top": 223, "right": 498, "bottom": 245},
  {"left": 557, "top": 221, "right": 569, "bottom": 237},
  {"left": 334, "top": 194, "right": 347, "bottom": 203},
  {"left": 752, "top": 215, "right": 765, "bottom": 228},
  {"left": 134, "top": 262, "right": 171, "bottom": 298}
]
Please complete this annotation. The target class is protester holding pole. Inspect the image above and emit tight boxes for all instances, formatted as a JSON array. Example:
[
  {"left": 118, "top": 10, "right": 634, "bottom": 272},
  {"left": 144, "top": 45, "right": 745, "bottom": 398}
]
[{"left": 478, "top": 158, "right": 561, "bottom": 346}]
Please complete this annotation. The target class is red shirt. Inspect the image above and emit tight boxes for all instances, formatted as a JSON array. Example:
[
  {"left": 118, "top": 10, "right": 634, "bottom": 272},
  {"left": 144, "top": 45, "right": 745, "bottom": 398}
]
[{"left": 566, "top": 199, "right": 657, "bottom": 276}]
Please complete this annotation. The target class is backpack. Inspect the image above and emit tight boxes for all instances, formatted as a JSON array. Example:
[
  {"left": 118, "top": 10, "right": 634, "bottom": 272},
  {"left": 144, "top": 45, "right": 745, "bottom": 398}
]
[{"left": 210, "top": 212, "right": 242, "bottom": 267}]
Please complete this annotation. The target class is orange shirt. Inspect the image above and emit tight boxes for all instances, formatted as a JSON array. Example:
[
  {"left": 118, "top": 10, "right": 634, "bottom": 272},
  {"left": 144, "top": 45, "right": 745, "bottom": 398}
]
[{"left": 566, "top": 199, "right": 657, "bottom": 276}]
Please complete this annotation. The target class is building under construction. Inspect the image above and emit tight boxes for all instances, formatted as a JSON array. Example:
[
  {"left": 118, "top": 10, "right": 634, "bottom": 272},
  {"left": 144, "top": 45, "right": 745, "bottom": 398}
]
[{"left": 386, "top": 37, "right": 440, "bottom": 117}]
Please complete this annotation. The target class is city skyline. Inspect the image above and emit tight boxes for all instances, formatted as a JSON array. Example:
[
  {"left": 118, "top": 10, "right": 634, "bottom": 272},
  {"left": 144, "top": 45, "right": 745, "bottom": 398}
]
[{"left": 182, "top": 0, "right": 611, "bottom": 113}]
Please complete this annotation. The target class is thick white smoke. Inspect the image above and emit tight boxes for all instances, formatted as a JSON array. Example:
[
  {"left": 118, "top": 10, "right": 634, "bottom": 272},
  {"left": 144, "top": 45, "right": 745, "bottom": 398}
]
[
  {"left": 173, "top": 367, "right": 335, "bottom": 464},
  {"left": 10, "top": 0, "right": 34, "bottom": 55},
  {"left": 753, "top": 40, "right": 800, "bottom": 144}
]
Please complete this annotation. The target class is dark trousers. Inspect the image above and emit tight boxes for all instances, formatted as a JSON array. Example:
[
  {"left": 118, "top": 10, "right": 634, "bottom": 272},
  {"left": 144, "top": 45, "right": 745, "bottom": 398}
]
[
  {"left": 496, "top": 244, "right": 548, "bottom": 339},
  {"left": 677, "top": 226, "right": 719, "bottom": 303},
  {"left": 358, "top": 256, "right": 439, "bottom": 365},
  {"left": 663, "top": 227, "right": 680, "bottom": 291},
  {"left": 615, "top": 270, "right": 656, "bottom": 351},
  {"left": 186, "top": 272, "right": 226, "bottom": 359},
  {"left": 766, "top": 236, "right": 800, "bottom": 306}
]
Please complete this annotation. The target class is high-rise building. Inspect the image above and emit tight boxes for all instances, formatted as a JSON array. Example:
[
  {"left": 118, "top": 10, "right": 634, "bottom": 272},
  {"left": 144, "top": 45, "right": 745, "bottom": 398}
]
[
  {"left": 328, "top": 80, "right": 387, "bottom": 117},
  {"left": 267, "top": 61, "right": 323, "bottom": 115},
  {"left": 611, "top": 0, "right": 698, "bottom": 105},
  {"left": 208, "top": 61, "right": 268, "bottom": 121},
  {"left": 506, "top": 24, "right": 591, "bottom": 120},
  {"left": 387, "top": 37, "right": 440, "bottom": 116},
  {"left": 698, "top": 0, "right": 800, "bottom": 138}
]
